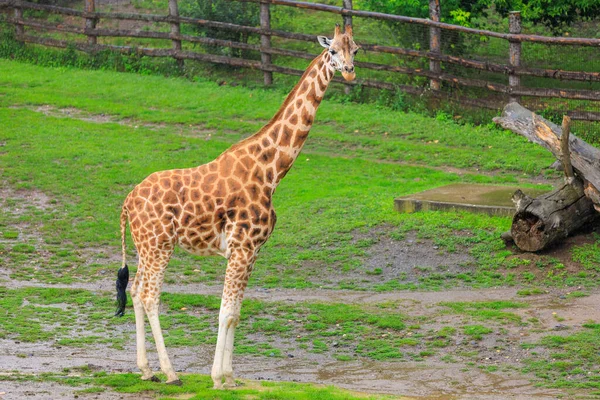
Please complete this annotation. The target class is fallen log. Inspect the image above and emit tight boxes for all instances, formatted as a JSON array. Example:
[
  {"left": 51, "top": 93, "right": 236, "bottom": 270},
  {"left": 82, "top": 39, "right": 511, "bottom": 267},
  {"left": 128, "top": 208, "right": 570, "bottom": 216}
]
[
  {"left": 510, "top": 182, "right": 597, "bottom": 251},
  {"left": 494, "top": 103, "right": 599, "bottom": 251}
]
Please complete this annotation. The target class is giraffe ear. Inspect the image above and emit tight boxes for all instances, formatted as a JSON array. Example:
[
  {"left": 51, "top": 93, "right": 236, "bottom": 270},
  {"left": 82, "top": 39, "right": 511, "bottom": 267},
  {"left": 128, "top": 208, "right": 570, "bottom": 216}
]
[{"left": 317, "top": 36, "right": 332, "bottom": 49}]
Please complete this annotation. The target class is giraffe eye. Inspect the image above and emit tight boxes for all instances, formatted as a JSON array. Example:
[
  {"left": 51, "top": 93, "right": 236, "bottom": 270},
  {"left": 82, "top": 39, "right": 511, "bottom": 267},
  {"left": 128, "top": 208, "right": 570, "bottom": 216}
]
[
  {"left": 329, "top": 49, "right": 337, "bottom": 55},
  {"left": 353, "top": 49, "right": 359, "bottom": 55}
]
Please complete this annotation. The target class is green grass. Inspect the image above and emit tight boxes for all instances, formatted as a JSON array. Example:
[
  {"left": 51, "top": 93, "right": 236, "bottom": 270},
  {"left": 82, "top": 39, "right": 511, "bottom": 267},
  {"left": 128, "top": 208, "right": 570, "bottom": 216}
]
[{"left": 2, "top": 58, "right": 590, "bottom": 292}]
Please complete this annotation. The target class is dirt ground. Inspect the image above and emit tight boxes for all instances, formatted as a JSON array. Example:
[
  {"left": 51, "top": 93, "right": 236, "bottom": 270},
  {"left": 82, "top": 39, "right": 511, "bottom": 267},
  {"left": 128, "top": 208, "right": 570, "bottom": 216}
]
[{"left": 3, "top": 275, "right": 599, "bottom": 399}]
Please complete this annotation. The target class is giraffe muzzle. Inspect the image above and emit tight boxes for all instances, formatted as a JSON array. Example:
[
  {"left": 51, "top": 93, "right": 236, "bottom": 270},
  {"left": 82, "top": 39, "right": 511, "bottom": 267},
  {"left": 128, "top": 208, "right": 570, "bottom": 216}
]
[{"left": 342, "top": 69, "right": 356, "bottom": 81}]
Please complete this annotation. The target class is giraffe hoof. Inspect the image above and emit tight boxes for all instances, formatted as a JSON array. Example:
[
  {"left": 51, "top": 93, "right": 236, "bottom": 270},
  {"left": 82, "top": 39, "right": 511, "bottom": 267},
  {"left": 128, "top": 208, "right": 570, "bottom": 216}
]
[
  {"left": 142, "top": 375, "right": 160, "bottom": 383},
  {"left": 166, "top": 379, "right": 183, "bottom": 386}
]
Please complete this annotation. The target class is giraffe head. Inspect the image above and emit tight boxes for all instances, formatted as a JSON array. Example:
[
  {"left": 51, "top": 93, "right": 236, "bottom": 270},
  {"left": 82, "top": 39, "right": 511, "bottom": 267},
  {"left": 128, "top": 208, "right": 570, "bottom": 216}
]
[{"left": 318, "top": 24, "right": 360, "bottom": 81}]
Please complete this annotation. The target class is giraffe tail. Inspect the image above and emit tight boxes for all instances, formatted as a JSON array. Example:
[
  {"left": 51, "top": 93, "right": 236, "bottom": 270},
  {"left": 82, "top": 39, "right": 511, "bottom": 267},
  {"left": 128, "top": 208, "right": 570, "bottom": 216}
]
[{"left": 115, "top": 203, "right": 129, "bottom": 317}]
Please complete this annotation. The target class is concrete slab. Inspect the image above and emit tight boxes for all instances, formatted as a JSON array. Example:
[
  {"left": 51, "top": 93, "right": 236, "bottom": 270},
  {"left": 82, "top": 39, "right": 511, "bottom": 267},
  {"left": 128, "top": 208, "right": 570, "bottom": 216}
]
[{"left": 395, "top": 183, "right": 550, "bottom": 217}]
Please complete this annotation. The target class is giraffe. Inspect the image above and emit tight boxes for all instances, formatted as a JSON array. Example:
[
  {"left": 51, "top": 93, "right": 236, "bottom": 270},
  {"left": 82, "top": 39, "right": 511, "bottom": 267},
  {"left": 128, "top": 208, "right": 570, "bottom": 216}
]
[{"left": 115, "top": 24, "right": 359, "bottom": 389}]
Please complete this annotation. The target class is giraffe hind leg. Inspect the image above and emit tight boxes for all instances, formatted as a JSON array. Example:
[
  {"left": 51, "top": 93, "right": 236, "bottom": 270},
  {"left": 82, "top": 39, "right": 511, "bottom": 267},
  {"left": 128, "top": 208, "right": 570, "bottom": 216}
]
[
  {"left": 132, "top": 251, "right": 180, "bottom": 384},
  {"left": 130, "top": 268, "right": 157, "bottom": 381}
]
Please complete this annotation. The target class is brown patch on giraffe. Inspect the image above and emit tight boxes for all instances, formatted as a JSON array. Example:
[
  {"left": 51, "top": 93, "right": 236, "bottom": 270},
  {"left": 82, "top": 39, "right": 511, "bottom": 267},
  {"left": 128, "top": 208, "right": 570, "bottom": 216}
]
[
  {"left": 246, "top": 184, "right": 260, "bottom": 202},
  {"left": 234, "top": 162, "right": 250, "bottom": 181},
  {"left": 269, "top": 127, "right": 279, "bottom": 143},
  {"left": 195, "top": 202, "right": 207, "bottom": 215},
  {"left": 201, "top": 174, "right": 218, "bottom": 192},
  {"left": 214, "top": 180, "right": 226, "bottom": 197},
  {"left": 160, "top": 213, "right": 173, "bottom": 227},
  {"left": 308, "top": 68, "right": 318, "bottom": 78},
  {"left": 262, "top": 186, "right": 272, "bottom": 202},
  {"left": 249, "top": 204, "right": 261, "bottom": 224},
  {"left": 260, "top": 148, "right": 277, "bottom": 164},
  {"left": 172, "top": 178, "right": 183, "bottom": 192},
  {"left": 219, "top": 154, "right": 235, "bottom": 177},
  {"left": 226, "top": 178, "right": 243, "bottom": 194},
  {"left": 276, "top": 152, "right": 294, "bottom": 174},
  {"left": 300, "top": 107, "right": 314, "bottom": 127},
  {"left": 251, "top": 167, "right": 264, "bottom": 184},
  {"left": 317, "top": 74, "right": 327, "bottom": 92},
  {"left": 298, "top": 81, "right": 309, "bottom": 95},
  {"left": 265, "top": 167, "right": 274, "bottom": 183},
  {"left": 293, "top": 129, "right": 310, "bottom": 148},
  {"left": 325, "top": 67, "right": 333, "bottom": 80},
  {"left": 180, "top": 187, "right": 188, "bottom": 204},
  {"left": 163, "top": 190, "right": 177, "bottom": 205},
  {"left": 183, "top": 202, "right": 194, "bottom": 214},
  {"left": 280, "top": 125, "right": 293, "bottom": 147},
  {"left": 288, "top": 114, "right": 298, "bottom": 126},
  {"left": 226, "top": 208, "right": 237, "bottom": 220},
  {"left": 306, "top": 84, "right": 319, "bottom": 108},
  {"left": 239, "top": 155, "right": 253, "bottom": 170},
  {"left": 161, "top": 178, "right": 171, "bottom": 190},
  {"left": 284, "top": 105, "right": 295, "bottom": 119}
]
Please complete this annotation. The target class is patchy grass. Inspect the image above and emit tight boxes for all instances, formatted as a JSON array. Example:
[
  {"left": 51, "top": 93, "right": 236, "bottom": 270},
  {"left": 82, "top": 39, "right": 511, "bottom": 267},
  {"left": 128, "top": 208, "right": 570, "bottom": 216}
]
[
  {"left": 522, "top": 322, "right": 600, "bottom": 390},
  {"left": 0, "top": 371, "right": 401, "bottom": 400},
  {"left": 439, "top": 301, "right": 528, "bottom": 324}
]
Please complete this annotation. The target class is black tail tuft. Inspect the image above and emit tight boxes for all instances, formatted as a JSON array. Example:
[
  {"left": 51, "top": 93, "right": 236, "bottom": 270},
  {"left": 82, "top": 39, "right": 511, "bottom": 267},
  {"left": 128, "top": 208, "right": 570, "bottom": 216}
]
[{"left": 115, "top": 264, "right": 129, "bottom": 317}]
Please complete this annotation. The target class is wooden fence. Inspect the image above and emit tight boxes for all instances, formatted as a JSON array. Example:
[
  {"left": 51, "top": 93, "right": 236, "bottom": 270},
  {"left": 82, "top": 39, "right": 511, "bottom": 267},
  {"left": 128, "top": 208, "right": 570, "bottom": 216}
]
[{"left": 1, "top": 0, "right": 600, "bottom": 120}]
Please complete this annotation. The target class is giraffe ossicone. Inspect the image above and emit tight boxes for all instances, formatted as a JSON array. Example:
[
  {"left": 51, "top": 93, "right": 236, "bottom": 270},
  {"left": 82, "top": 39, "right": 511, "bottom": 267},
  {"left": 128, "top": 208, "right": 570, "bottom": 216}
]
[{"left": 115, "top": 24, "right": 359, "bottom": 389}]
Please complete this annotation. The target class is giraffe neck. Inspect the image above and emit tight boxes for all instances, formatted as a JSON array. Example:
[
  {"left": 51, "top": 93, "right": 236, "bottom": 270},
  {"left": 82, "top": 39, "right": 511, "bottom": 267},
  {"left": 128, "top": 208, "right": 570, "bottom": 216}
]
[{"left": 225, "top": 50, "right": 336, "bottom": 188}]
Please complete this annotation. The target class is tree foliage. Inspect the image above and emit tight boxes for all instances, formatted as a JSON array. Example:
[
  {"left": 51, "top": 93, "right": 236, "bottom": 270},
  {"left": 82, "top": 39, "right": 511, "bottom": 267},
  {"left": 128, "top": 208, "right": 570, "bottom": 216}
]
[{"left": 357, "top": 0, "right": 600, "bottom": 32}]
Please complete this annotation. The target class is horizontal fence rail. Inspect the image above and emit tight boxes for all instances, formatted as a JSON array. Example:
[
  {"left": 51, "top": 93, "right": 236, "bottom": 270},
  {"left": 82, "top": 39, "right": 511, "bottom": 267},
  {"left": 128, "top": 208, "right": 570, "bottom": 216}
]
[{"left": 1, "top": 0, "right": 599, "bottom": 120}]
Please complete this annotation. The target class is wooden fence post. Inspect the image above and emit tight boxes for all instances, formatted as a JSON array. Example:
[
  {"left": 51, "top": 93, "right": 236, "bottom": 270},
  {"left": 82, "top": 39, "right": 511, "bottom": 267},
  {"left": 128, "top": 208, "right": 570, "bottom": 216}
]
[
  {"left": 13, "top": 0, "right": 24, "bottom": 38},
  {"left": 168, "top": 0, "right": 184, "bottom": 70},
  {"left": 260, "top": 0, "right": 273, "bottom": 85},
  {"left": 428, "top": 0, "right": 441, "bottom": 91},
  {"left": 342, "top": 0, "right": 352, "bottom": 27},
  {"left": 84, "top": 0, "right": 97, "bottom": 45},
  {"left": 509, "top": 11, "right": 522, "bottom": 103},
  {"left": 343, "top": 0, "right": 352, "bottom": 94}
]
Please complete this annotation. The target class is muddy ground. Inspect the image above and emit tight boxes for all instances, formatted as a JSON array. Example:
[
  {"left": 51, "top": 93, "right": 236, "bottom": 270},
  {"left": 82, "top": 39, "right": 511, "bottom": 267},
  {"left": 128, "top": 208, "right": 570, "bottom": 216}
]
[{"left": 2, "top": 274, "right": 599, "bottom": 399}]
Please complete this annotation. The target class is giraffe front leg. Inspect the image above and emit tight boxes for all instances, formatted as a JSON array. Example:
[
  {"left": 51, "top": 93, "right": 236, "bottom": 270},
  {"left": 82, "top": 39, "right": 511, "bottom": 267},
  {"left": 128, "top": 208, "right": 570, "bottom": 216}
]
[
  {"left": 222, "top": 314, "right": 238, "bottom": 388},
  {"left": 211, "top": 305, "right": 240, "bottom": 389},
  {"left": 212, "top": 248, "right": 255, "bottom": 389}
]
